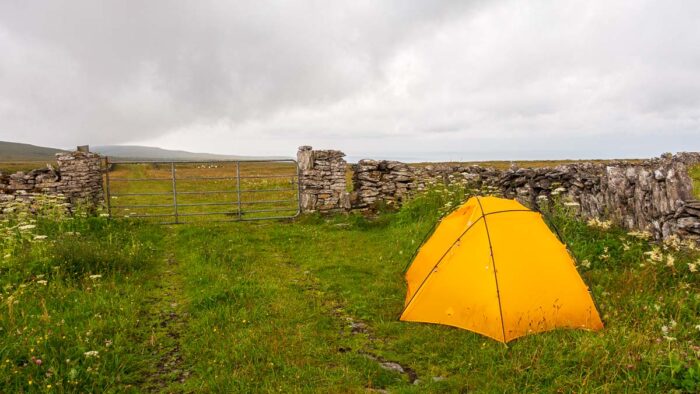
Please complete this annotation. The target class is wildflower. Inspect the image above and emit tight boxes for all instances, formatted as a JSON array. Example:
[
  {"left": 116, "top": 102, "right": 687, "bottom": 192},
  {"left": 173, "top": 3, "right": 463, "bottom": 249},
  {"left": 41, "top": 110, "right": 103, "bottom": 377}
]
[
  {"left": 665, "top": 254, "right": 675, "bottom": 268},
  {"left": 551, "top": 187, "right": 567, "bottom": 196},
  {"left": 89, "top": 274, "right": 102, "bottom": 280},
  {"left": 644, "top": 247, "right": 663, "bottom": 264},
  {"left": 563, "top": 201, "right": 580, "bottom": 207},
  {"left": 33, "top": 235, "right": 48, "bottom": 241},
  {"left": 663, "top": 235, "right": 681, "bottom": 251},
  {"left": 37, "top": 280, "right": 47, "bottom": 286},
  {"left": 587, "top": 218, "right": 612, "bottom": 230},
  {"left": 18, "top": 224, "right": 36, "bottom": 231},
  {"left": 84, "top": 350, "right": 99, "bottom": 358},
  {"left": 580, "top": 259, "right": 591, "bottom": 268},
  {"left": 627, "top": 230, "right": 652, "bottom": 240},
  {"left": 689, "top": 262, "right": 698, "bottom": 273}
]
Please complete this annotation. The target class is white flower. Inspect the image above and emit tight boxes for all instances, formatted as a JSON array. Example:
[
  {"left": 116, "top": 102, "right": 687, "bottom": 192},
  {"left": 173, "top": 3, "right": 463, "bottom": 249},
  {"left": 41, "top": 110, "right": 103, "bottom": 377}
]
[
  {"left": 33, "top": 235, "right": 48, "bottom": 241},
  {"left": 644, "top": 247, "right": 664, "bottom": 264},
  {"left": 18, "top": 224, "right": 36, "bottom": 231},
  {"left": 36, "top": 280, "right": 47, "bottom": 286},
  {"left": 587, "top": 218, "right": 612, "bottom": 230},
  {"left": 665, "top": 255, "right": 675, "bottom": 268},
  {"left": 83, "top": 351, "right": 99, "bottom": 358},
  {"left": 627, "top": 230, "right": 652, "bottom": 240},
  {"left": 688, "top": 262, "right": 698, "bottom": 273},
  {"left": 89, "top": 274, "right": 102, "bottom": 280},
  {"left": 580, "top": 259, "right": 591, "bottom": 268},
  {"left": 663, "top": 235, "right": 681, "bottom": 251}
]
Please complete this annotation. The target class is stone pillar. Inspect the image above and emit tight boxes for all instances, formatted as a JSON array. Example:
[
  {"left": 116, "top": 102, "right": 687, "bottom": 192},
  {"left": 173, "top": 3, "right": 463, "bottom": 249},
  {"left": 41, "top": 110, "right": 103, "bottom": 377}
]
[
  {"left": 297, "top": 146, "right": 350, "bottom": 213},
  {"left": 56, "top": 150, "right": 104, "bottom": 207}
]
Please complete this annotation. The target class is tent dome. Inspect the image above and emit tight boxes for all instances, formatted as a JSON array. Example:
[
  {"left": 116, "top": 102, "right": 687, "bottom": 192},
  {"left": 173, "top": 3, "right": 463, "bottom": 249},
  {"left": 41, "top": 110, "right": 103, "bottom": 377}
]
[{"left": 400, "top": 196, "right": 603, "bottom": 343}]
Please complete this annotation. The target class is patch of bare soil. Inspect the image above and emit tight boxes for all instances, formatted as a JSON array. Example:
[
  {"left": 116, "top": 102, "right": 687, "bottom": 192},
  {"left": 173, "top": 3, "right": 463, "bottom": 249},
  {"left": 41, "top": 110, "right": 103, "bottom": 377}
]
[{"left": 142, "top": 256, "right": 192, "bottom": 393}]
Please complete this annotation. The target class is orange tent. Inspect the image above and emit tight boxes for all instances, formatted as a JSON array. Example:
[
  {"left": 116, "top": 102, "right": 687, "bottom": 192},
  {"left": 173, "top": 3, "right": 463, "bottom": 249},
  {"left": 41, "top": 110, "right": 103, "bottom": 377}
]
[{"left": 400, "top": 196, "right": 603, "bottom": 343}]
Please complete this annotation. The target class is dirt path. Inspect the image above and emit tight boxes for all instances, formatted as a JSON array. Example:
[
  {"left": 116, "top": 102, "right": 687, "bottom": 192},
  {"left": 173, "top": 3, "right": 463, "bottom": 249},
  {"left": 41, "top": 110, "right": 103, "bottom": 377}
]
[
  {"left": 288, "top": 261, "right": 419, "bottom": 386},
  {"left": 142, "top": 254, "right": 191, "bottom": 392}
]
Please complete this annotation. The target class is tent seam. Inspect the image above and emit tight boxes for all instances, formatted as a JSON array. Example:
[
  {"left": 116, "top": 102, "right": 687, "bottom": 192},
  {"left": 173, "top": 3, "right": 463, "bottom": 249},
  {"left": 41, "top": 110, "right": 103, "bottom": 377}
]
[{"left": 476, "top": 197, "right": 508, "bottom": 343}]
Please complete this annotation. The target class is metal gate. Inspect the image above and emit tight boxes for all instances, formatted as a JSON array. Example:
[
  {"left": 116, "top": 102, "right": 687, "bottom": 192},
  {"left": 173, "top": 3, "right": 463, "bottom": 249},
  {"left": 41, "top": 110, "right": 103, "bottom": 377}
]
[{"left": 104, "top": 159, "right": 300, "bottom": 223}]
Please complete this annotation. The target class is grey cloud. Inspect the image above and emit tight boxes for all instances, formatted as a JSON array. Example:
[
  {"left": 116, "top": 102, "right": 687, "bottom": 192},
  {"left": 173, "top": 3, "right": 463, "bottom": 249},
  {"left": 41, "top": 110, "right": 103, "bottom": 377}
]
[
  {"left": 0, "top": 1, "right": 699, "bottom": 159},
  {"left": 0, "top": 1, "right": 473, "bottom": 147}
]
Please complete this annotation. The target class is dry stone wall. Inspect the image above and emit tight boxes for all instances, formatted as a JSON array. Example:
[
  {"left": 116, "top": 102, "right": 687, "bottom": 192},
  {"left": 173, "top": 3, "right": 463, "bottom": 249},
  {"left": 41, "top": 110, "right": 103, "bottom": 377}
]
[
  {"left": 298, "top": 146, "right": 700, "bottom": 242},
  {"left": 352, "top": 160, "right": 417, "bottom": 209},
  {"left": 297, "top": 146, "right": 350, "bottom": 212},
  {"left": 0, "top": 150, "right": 104, "bottom": 215}
]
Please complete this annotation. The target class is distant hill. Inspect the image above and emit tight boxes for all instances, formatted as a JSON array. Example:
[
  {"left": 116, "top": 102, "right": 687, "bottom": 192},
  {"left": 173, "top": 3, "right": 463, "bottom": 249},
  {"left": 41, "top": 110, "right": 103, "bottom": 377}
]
[
  {"left": 0, "top": 141, "right": 68, "bottom": 161},
  {"left": 0, "top": 140, "right": 289, "bottom": 162},
  {"left": 93, "top": 145, "right": 290, "bottom": 161}
]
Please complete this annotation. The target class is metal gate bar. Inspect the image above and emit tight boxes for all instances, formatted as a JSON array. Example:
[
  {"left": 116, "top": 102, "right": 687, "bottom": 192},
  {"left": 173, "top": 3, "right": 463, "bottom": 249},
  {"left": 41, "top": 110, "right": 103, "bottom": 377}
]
[{"left": 104, "top": 158, "right": 300, "bottom": 224}]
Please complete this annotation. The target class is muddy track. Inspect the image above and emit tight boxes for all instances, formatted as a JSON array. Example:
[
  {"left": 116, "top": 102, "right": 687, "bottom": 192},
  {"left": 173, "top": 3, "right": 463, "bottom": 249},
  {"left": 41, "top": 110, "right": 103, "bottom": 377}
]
[
  {"left": 143, "top": 255, "right": 191, "bottom": 393},
  {"left": 288, "top": 261, "right": 419, "bottom": 386}
]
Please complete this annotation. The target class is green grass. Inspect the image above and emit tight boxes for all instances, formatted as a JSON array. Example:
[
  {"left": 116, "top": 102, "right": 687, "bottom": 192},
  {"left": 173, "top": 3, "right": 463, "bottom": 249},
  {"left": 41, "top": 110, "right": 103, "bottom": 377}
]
[
  {"left": 0, "top": 214, "right": 168, "bottom": 391},
  {"left": 1, "top": 185, "right": 699, "bottom": 392}
]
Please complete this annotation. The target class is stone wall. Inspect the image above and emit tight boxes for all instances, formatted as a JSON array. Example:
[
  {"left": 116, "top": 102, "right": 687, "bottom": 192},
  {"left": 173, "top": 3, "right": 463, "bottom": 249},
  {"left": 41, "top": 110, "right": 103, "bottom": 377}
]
[
  {"left": 55, "top": 151, "right": 104, "bottom": 206},
  {"left": 0, "top": 150, "right": 104, "bottom": 215},
  {"left": 352, "top": 160, "right": 417, "bottom": 209},
  {"left": 298, "top": 146, "right": 700, "bottom": 241},
  {"left": 297, "top": 146, "right": 350, "bottom": 212}
]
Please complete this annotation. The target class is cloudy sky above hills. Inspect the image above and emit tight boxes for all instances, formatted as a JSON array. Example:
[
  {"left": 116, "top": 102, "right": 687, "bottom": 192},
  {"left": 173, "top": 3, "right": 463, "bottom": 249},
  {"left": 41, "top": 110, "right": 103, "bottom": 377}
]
[{"left": 1, "top": 0, "right": 699, "bottom": 161}]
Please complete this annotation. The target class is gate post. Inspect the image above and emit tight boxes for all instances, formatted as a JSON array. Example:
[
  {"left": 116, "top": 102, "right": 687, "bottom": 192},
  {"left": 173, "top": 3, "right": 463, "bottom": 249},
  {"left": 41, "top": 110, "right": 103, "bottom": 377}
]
[
  {"left": 297, "top": 146, "right": 350, "bottom": 213},
  {"left": 170, "top": 162, "right": 178, "bottom": 224},
  {"left": 56, "top": 147, "right": 104, "bottom": 209}
]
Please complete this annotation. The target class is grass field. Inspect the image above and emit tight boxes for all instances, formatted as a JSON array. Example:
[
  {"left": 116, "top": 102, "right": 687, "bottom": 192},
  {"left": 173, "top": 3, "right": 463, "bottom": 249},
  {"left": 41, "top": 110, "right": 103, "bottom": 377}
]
[
  {"left": 409, "top": 158, "right": 643, "bottom": 170},
  {"left": 0, "top": 161, "right": 59, "bottom": 173},
  {"left": 106, "top": 161, "right": 299, "bottom": 223},
  {"left": 1, "top": 182, "right": 699, "bottom": 392}
]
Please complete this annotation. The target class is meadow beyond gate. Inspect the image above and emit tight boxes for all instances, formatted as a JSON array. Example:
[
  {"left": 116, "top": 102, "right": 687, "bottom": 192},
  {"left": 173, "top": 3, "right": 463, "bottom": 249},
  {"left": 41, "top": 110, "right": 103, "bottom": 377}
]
[{"left": 104, "top": 159, "right": 300, "bottom": 223}]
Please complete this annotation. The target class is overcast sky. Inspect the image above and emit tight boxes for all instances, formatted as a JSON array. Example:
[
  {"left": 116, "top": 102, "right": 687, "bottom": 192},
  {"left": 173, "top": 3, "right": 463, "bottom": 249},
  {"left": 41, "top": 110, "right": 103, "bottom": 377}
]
[{"left": 1, "top": 1, "right": 699, "bottom": 161}]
